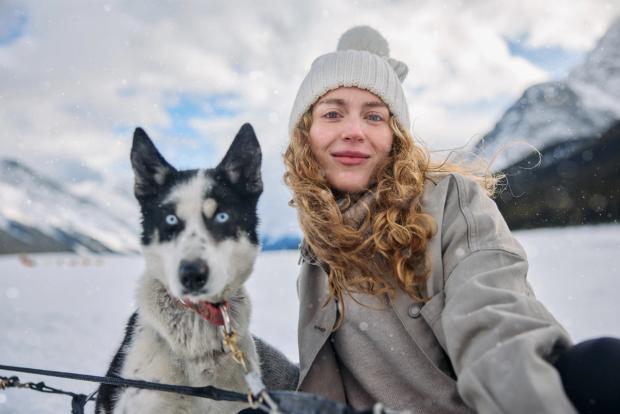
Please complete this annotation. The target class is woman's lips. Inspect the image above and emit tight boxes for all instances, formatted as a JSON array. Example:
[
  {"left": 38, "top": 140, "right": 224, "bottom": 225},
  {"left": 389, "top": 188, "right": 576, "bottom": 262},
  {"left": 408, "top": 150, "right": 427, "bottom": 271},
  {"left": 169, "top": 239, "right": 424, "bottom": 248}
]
[{"left": 332, "top": 151, "right": 369, "bottom": 166}]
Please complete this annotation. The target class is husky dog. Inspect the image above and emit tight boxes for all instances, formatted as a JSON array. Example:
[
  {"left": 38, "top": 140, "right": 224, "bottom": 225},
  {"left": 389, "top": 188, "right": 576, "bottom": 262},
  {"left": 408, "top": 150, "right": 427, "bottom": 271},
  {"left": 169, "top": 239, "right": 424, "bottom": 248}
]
[{"left": 95, "top": 124, "right": 263, "bottom": 414}]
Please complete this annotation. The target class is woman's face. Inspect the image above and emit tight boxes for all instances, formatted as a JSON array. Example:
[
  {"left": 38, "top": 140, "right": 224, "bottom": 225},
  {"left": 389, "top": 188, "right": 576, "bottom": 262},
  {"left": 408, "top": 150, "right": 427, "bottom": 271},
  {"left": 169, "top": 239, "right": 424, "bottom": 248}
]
[{"left": 309, "top": 87, "right": 393, "bottom": 193}]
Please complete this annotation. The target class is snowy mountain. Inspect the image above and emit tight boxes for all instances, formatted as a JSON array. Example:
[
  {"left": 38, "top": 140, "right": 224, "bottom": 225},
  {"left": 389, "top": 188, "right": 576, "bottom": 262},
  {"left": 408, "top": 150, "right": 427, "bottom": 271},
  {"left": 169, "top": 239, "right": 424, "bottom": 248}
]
[
  {"left": 0, "top": 158, "right": 141, "bottom": 254},
  {"left": 495, "top": 120, "right": 620, "bottom": 229},
  {"left": 568, "top": 17, "right": 620, "bottom": 116},
  {"left": 476, "top": 18, "right": 620, "bottom": 170},
  {"left": 0, "top": 158, "right": 300, "bottom": 254}
]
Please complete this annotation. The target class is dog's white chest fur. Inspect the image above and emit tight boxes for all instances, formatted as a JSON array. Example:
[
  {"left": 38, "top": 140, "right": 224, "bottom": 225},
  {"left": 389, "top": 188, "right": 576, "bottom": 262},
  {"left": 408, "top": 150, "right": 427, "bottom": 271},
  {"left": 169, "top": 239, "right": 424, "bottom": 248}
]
[{"left": 108, "top": 277, "right": 259, "bottom": 414}]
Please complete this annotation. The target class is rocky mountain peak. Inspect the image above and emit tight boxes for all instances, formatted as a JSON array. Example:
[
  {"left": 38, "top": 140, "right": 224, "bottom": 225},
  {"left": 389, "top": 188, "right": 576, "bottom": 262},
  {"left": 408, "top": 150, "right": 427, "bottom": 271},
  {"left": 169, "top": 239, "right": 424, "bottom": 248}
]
[
  {"left": 568, "top": 17, "right": 620, "bottom": 115},
  {"left": 475, "top": 18, "right": 620, "bottom": 170}
]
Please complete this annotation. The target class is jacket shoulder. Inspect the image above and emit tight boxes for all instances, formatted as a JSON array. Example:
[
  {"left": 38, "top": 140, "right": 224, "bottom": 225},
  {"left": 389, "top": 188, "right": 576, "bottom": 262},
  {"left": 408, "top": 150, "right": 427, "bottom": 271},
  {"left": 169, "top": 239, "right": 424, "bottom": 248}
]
[{"left": 422, "top": 173, "right": 525, "bottom": 278}]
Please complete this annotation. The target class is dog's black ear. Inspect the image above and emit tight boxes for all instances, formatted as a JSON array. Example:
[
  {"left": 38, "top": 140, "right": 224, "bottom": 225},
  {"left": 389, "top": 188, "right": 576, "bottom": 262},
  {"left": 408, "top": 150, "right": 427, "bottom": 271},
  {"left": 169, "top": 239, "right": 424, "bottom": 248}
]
[
  {"left": 216, "top": 123, "right": 263, "bottom": 195},
  {"left": 131, "top": 127, "right": 177, "bottom": 199}
]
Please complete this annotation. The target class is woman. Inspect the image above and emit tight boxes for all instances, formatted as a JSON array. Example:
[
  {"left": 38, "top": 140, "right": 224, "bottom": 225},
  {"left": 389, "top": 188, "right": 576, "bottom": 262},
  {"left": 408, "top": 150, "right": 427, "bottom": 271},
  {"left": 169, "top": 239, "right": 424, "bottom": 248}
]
[{"left": 267, "top": 26, "right": 619, "bottom": 413}]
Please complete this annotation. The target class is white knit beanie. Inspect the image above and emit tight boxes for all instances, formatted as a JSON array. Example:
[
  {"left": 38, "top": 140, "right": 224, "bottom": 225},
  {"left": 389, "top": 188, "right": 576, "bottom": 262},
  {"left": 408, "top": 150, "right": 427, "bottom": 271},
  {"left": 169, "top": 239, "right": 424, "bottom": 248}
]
[{"left": 288, "top": 26, "right": 410, "bottom": 136}]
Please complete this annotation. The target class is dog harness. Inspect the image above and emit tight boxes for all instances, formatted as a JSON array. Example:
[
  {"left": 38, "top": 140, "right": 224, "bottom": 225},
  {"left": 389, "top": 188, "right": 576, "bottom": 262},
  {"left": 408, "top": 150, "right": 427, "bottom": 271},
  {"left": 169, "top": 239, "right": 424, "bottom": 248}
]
[{"left": 175, "top": 297, "right": 280, "bottom": 411}]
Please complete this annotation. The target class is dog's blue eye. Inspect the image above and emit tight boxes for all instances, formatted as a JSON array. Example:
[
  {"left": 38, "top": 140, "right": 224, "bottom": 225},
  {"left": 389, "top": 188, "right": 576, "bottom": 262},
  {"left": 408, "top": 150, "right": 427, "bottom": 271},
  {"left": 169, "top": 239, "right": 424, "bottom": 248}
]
[
  {"left": 165, "top": 214, "right": 178, "bottom": 225},
  {"left": 215, "top": 212, "right": 229, "bottom": 223}
]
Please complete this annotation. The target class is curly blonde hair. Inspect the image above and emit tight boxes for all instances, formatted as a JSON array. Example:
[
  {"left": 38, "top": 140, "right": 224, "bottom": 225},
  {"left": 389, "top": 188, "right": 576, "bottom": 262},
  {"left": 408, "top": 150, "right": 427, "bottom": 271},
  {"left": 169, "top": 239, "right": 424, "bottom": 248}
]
[{"left": 284, "top": 109, "right": 499, "bottom": 325}]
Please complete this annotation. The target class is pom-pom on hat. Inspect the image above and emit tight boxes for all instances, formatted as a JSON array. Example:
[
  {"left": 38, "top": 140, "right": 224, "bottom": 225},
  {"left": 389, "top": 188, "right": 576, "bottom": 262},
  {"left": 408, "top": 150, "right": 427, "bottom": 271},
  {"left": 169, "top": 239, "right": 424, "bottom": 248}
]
[{"left": 288, "top": 26, "right": 410, "bottom": 136}]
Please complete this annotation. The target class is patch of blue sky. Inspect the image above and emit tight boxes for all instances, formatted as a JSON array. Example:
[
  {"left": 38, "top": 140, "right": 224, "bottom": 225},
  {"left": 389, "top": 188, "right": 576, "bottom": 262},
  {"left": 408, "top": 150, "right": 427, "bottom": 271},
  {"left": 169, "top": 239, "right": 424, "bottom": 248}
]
[
  {"left": 161, "top": 93, "right": 241, "bottom": 167},
  {"left": 0, "top": 10, "right": 27, "bottom": 46},
  {"left": 165, "top": 93, "right": 238, "bottom": 137},
  {"left": 113, "top": 125, "right": 133, "bottom": 138},
  {"left": 506, "top": 37, "right": 585, "bottom": 79},
  {"left": 112, "top": 92, "right": 241, "bottom": 168}
]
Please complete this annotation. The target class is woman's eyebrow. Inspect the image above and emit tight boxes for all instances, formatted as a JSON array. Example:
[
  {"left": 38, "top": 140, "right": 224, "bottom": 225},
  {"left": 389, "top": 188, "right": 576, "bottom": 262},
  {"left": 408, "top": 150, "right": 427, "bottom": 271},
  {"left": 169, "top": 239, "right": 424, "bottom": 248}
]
[
  {"left": 363, "top": 101, "right": 388, "bottom": 109},
  {"left": 315, "top": 98, "right": 346, "bottom": 106},
  {"left": 315, "top": 99, "right": 387, "bottom": 109}
]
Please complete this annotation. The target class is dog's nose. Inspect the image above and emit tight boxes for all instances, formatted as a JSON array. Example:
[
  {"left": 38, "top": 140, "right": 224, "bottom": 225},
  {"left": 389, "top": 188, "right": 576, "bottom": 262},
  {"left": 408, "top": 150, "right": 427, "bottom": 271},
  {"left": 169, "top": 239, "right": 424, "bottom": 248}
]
[{"left": 179, "top": 259, "right": 209, "bottom": 292}]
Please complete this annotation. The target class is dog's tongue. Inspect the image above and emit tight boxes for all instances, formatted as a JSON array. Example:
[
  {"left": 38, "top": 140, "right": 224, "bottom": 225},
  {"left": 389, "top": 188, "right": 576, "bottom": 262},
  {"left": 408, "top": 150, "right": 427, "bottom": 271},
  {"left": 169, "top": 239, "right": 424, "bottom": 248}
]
[{"left": 183, "top": 300, "right": 228, "bottom": 326}]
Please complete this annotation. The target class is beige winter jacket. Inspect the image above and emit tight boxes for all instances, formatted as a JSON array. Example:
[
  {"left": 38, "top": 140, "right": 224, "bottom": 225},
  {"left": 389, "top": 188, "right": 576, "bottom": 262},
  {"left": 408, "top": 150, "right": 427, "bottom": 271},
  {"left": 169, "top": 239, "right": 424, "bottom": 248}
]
[{"left": 296, "top": 173, "right": 577, "bottom": 413}]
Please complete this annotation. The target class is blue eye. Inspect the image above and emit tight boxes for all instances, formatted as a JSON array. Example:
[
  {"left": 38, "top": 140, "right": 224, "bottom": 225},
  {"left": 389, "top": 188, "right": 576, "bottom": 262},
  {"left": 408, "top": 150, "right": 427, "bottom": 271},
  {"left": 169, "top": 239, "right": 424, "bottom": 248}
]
[
  {"left": 215, "top": 212, "right": 229, "bottom": 223},
  {"left": 368, "top": 113, "right": 383, "bottom": 122},
  {"left": 165, "top": 214, "right": 178, "bottom": 225},
  {"left": 324, "top": 111, "right": 340, "bottom": 119}
]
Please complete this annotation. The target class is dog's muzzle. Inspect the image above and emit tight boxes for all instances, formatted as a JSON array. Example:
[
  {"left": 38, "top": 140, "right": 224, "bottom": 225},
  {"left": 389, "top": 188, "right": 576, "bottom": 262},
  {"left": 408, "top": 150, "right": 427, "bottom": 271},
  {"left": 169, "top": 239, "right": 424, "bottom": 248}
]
[{"left": 179, "top": 259, "right": 209, "bottom": 292}]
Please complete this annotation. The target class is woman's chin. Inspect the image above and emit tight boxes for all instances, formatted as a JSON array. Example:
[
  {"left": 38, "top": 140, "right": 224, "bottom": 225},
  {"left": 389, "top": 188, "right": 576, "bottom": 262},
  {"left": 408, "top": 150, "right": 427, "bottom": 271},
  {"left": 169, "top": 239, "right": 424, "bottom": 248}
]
[{"left": 327, "top": 174, "right": 371, "bottom": 193}]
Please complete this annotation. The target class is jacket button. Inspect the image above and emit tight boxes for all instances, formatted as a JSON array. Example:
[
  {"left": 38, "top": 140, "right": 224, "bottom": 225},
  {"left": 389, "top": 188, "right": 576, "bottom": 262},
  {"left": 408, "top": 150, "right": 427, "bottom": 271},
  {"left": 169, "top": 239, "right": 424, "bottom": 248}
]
[{"left": 408, "top": 303, "right": 422, "bottom": 318}]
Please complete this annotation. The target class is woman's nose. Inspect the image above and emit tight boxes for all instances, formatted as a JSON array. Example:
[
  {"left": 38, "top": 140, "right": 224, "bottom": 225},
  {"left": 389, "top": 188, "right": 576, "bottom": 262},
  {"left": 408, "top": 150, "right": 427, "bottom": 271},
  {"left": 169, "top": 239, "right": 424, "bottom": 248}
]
[{"left": 341, "top": 117, "right": 365, "bottom": 142}]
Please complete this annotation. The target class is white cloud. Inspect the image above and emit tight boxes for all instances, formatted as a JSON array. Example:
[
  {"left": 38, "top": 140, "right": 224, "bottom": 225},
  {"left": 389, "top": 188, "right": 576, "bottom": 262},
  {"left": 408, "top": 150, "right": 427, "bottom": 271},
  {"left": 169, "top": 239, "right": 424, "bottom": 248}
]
[{"left": 0, "top": 0, "right": 618, "bottom": 237}]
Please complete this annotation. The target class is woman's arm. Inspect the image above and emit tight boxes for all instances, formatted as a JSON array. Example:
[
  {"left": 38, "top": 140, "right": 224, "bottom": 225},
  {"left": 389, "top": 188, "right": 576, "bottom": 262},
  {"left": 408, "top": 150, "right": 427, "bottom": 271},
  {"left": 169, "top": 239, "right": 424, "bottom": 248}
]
[{"left": 439, "top": 174, "right": 577, "bottom": 413}]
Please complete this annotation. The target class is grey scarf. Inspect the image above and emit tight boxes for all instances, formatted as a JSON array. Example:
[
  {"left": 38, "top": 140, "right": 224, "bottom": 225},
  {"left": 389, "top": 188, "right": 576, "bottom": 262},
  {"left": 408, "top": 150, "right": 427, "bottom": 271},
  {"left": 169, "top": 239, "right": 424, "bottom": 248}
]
[{"left": 298, "top": 189, "right": 377, "bottom": 267}]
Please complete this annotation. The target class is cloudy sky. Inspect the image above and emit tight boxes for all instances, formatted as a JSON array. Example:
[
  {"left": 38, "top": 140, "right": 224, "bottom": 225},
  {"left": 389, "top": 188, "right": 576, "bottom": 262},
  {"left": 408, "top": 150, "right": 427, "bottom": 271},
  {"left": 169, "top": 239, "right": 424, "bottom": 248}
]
[{"left": 0, "top": 0, "right": 618, "bottom": 238}]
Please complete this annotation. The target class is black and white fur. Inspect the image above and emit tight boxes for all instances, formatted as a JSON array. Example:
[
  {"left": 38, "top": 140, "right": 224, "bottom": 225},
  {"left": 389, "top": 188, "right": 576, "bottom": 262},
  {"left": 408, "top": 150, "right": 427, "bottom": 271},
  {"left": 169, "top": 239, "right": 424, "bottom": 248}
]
[{"left": 95, "top": 124, "right": 263, "bottom": 413}]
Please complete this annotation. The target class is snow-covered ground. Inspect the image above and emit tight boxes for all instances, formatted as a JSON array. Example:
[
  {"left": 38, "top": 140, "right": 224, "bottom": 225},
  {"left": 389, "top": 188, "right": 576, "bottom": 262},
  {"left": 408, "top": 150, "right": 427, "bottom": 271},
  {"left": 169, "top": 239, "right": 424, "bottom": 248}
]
[{"left": 1, "top": 224, "right": 619, "bottom": 413}]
